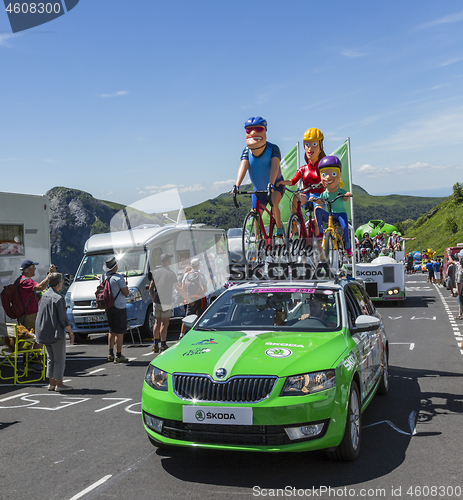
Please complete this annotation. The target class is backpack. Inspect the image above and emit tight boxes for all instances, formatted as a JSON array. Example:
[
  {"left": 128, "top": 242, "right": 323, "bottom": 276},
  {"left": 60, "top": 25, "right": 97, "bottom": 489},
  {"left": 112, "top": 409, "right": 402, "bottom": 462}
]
[
  {"left": 95, "top": 275, "right": 120, "bottom": 310},
  {"left": 184, "top": 271, "right": 207, "bottom": 309},
  {"left": 0, "top": 277, "right": 30, "bottom": 319}
]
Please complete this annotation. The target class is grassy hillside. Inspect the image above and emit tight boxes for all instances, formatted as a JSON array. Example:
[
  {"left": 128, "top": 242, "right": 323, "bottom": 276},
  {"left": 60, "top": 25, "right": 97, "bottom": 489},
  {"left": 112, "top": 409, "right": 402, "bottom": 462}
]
[
  {"left": 184, "top": 184, "right": 446, "bottom": 230},
  {"left": 401, "top": 186, "right": 463, "bottom": 255}
]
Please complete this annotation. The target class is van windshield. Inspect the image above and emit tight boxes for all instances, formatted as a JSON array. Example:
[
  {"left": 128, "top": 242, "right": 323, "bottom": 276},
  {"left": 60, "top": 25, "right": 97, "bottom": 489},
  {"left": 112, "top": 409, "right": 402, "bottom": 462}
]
[{"left": 76, "top": 251, "right": 146, "bottom": 281}]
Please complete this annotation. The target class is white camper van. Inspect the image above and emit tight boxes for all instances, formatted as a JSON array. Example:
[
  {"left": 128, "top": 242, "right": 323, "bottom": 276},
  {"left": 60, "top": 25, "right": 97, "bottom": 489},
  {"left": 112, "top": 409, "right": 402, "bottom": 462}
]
[
  {"left": 0, "top": 192, "right": 51, "bottom": 335},
  {"left": 65, "top": 223, "right": 228, "bottom": 338}
]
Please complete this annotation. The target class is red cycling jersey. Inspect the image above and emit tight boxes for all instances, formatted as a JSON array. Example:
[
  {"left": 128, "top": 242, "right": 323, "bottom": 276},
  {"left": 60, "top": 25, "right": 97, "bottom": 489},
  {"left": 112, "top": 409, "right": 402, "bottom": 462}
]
[{"left": 287, "top": 157, "right": 324, "bottom": 194}]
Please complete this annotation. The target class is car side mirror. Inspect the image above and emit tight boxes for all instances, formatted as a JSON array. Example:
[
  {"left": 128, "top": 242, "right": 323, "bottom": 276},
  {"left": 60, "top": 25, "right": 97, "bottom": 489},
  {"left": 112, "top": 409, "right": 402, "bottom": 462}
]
[
  {"left": 351, "top": 315, "right": 381, "bottom": 334},
  {"left": 182, "top": 314, "right": 198, "bottom": 329}
]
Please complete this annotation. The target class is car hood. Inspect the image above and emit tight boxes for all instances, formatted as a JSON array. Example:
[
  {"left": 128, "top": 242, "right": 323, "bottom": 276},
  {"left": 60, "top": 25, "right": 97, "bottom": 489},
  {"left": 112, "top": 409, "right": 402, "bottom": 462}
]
[{"left": 154, "top": 328, "right": 349, "bottom": 380}]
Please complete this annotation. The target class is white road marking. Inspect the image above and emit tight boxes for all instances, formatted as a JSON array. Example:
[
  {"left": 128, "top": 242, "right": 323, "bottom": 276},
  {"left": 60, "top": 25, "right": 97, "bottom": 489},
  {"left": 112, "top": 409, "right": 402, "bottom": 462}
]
[
  {"left": 390, "top": 342, "right": 415, "bottom": 350},
  {"left": 143, "top": 352, "right": 154, "bottom": 356},
  {"left": 83, "top": 368, "right": 106, "bottom": 376},
  {"left": 0, "top": 393, "right": 28, "bottom": 402},
  {"left": 411, "top": 316, "right": 436, "bottom": 320},
  {"left": 364, "top": 412, "right": 416, "bottom": 436},
  {"left": 409, "top": 410, "right": 417, "bottom": 436},
  {"left": 125, "top": 402, "right": 142, "bottom": 414},
  {"left": 388, "top": 316, "right": 403, "bottom": 320},
  {"left": 68, "top": 474, "right": 112, "bottom": 500},
  {"left": 95, "top": 397, "right": 132, "bottom": 413}
]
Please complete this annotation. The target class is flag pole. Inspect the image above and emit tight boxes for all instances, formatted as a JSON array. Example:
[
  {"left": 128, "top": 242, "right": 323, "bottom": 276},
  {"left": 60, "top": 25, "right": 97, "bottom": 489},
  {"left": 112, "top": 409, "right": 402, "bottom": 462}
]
[{"left": 347, "top": 137, "right": 356, "bottom": 277}]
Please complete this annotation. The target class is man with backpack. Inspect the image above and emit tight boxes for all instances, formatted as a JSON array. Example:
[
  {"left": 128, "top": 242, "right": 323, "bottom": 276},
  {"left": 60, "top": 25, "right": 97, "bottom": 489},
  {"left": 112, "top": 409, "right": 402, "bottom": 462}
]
[
  {"left": 101, "top": 256, "right": 129, "bottom": 363},
  {"left": 180, "top": 258, "right": 207, "bottom": 338}
]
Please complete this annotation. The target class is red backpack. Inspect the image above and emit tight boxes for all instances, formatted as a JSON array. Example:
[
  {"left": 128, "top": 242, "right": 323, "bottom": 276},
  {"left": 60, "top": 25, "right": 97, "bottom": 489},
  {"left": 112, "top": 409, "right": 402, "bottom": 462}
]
[
  {"left": 95, "top": 275, "right": 120, "bottom": 309},
  {"left": 0, "top": 277, "right": 31, "bottom": 319}
]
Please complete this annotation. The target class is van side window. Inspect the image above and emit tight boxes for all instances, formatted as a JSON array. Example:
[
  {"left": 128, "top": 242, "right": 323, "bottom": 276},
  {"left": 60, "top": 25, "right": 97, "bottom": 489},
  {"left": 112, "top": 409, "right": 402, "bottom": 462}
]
[{"left": 150, "top": 247, "right": 163, "bottom": 269}]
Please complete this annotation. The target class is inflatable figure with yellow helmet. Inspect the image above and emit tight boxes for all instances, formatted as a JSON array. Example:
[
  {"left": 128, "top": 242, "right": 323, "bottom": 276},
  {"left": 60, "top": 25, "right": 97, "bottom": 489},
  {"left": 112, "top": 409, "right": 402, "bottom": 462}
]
[{"left": 276, "top": 127, "right": 326, "bottom": 236}]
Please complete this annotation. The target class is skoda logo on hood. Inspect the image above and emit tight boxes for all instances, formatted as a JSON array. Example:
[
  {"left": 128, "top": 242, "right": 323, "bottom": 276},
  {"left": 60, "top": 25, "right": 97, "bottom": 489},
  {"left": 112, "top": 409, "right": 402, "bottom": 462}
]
[{"left": 215, "top": 368, "right": 227, "bottom": 379}]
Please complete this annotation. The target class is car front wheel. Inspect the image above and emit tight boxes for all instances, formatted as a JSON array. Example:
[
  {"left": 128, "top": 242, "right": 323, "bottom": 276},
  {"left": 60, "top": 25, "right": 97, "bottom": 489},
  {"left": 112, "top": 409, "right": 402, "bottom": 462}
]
[{"left": 327, "top": 381, "right": 361, "bottom": 461}]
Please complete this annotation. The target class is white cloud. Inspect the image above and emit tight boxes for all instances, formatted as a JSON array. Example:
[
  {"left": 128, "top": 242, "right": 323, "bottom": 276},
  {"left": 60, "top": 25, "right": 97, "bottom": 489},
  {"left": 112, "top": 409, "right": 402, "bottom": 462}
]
[
  {"left": 0, "top": 33, "right": 19, "bottom": 47},
  {"left": 359, "top": 107, "right": 463, "bottom": 153},
  {"left": 43, "top": 158, "right": 58, "bottom": 163},
  {"left": 354, "top": 161, "right": 454, "bottom": 179},
  {"left": 440, "top": 58, "right": 463, "bottom": 67},
  {"left": 340, "top": 49, "right": 368, "bottom": 58},
  {"left": 210, "top": 179, "right": 235, "bottom": 191},
  {"left": 416, "top": 10, "right": 463, "bottom": 29},
  {"left": 99, "top": 91, "right": 129, "bottom": 98},
  {"left": 179, "top": 184, "right": 206, "bottom": 193}
]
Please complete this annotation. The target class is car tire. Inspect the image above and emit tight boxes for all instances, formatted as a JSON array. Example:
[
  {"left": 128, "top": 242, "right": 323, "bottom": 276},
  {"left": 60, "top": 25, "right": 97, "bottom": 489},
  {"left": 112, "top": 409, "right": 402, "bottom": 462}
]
[
  {"left": 377, "top": 350, "right": 389, "bottom": 395},
  {"left": 327, "top": 381, "right": 361, "bottom": 461}
]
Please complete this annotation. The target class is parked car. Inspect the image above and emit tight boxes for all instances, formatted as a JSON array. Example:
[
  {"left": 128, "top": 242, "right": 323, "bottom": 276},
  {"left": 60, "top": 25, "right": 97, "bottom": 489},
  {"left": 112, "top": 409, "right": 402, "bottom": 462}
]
[{"left": 142, "top": 278, "right": 388, "bottom": 461}]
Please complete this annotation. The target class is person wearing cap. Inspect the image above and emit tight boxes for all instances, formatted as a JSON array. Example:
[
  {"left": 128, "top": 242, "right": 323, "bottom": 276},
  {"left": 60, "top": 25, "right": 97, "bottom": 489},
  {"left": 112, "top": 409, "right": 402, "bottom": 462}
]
[
  {"left": 17, "top": 260, "right": 57, "bottom": 330},
  {"left": 180, "top": 258, "right": 207, "bottom": 338},
  {"left": 16, "top": 260, "right": 56, "bottom": 372},
  {"left": 149, "top": 254, "right": 190, "bottom": 352},
  {"left": 102, "top": 256, "right": 130, "bottom": 363},
  {"left": 234, "top": 117, "right": 285, "bottom": 237},
  {"left": 456, "top": 253, "right": 463, "bottom": 320}
]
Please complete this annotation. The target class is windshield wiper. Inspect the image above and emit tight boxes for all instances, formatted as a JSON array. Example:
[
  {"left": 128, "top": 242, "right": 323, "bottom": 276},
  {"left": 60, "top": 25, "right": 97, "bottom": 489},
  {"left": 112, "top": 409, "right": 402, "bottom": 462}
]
[{"left": 195, "top": 327, "right": 217, "bottom": 331}]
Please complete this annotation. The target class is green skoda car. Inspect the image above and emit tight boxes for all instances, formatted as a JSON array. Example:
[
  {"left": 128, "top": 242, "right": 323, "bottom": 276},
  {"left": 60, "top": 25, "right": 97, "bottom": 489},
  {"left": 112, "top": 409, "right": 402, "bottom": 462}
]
[{"left": 141, "top": 279, "right": 389, "bottom": 461}]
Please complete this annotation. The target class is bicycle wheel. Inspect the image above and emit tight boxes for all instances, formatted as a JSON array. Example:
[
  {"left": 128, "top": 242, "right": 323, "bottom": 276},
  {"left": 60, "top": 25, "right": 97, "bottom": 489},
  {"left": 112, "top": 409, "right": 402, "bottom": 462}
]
[
  {"left": 242, "top": 211, "right": 263, "bottom": 267},
  {"left": 324, "top": 232, "right": 339, "bottom": 271},
  {"left": 286, "top": 213, "right": 303, "bottom": 245}
]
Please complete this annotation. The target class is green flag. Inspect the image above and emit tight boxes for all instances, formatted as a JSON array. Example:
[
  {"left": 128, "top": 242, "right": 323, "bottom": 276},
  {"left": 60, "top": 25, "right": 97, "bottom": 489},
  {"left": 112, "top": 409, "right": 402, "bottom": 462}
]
[{"left": 330, "top": 139, "right": 352, "bottom": 220}]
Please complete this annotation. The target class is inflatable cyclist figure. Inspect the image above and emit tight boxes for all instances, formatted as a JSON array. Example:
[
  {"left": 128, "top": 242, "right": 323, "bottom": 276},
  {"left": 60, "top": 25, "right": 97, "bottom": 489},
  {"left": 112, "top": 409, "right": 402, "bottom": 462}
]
[
  {"left": 234, "top": 117, "right": 285, "bottom": 237},
  {"left": 310, "top": 155, "right": 352, "bottom": 256}
]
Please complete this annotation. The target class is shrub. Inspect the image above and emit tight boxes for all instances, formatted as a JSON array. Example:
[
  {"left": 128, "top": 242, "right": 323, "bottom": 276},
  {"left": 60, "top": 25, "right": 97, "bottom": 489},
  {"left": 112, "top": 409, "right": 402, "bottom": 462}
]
[
  {"left": 453, "top": 182, "right": 463, "bottom": 204},
  {"left": 444, "top": 212, "right": 458, "bottom": 234}
]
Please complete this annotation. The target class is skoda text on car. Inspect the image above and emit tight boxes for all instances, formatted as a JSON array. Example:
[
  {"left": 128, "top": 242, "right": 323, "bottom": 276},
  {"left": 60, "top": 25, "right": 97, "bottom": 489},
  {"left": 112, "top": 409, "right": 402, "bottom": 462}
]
[{"left": 141, "top": 279, "right": 388, "bottom": 461}]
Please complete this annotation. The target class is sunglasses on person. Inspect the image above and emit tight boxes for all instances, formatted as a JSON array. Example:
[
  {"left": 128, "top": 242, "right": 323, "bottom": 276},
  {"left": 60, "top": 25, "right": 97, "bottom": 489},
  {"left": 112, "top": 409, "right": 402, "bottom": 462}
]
[{"left": 245, "top": 126, "right": 266, "bottom": 134}]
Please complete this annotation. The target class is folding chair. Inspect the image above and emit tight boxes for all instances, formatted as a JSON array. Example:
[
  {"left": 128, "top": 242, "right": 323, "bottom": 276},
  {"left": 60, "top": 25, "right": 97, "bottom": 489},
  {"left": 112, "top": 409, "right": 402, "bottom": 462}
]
[{"left": 0, "top": 323, "right": 45, "bottom": 384}]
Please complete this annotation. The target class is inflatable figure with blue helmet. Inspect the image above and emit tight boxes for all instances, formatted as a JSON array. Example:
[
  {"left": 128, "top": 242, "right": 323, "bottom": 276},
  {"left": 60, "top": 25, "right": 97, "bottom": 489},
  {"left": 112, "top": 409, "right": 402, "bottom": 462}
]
[{"left": 234, "top": 116, "right": 285, "bottom": 236}]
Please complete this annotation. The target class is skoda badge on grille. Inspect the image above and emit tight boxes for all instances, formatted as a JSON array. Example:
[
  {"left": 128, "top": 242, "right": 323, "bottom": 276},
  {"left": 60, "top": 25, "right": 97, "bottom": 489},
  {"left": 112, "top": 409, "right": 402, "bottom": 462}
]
[
  {"left": 215, "top": 368, "right": 227, "bottom": 379},
  {"left": 91, "top": 300, "right": 97, "bottom": 309}
]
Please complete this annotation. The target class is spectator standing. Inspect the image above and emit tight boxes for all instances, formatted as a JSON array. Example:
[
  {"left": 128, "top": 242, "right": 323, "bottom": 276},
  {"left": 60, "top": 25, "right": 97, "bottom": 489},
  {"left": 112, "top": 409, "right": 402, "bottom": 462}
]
[
  {"left": 17, "top": 259, "right": 56, "bottom": 372},
  {"left": 35, "top": 273, "right": 74, "bottom": 391},
  {"left": 447, "top": 256, "right": 456, "bottom": 296},
  {"left": 433, "top": 258, "right": 442, "bottom": 285},
  {"left": 102, "top": 256, "right": 129, "bottom": 363},
  {"left": 149, "top": 254, "right": 190, "bottom": 352},
  {"left": 180, "top": 258, "right": 207, "bottom": 338},
  {"left": 455, "top": 255, "right": 463, "bottom": 320},
  {"left": 426, "top": 260, "right": 435, "bottom": 283},
  {"left": 18, "top": 259, "right": 56, "bottom": 330}
]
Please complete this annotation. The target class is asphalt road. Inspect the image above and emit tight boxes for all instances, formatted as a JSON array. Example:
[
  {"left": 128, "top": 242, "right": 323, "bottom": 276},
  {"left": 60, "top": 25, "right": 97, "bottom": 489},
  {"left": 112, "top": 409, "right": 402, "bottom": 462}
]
[{"left": 1, "top": 275, "right": 463, "bottom": 500}]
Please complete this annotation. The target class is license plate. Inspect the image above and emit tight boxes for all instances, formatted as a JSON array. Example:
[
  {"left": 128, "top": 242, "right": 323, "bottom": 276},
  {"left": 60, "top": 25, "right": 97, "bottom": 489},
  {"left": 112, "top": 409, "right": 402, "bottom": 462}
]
[
  {"left": 84, "top": 316, "right": 105, "bottom": 323},
  {"left": 183, "top": 406, "right": 252, "bottom": 425}
]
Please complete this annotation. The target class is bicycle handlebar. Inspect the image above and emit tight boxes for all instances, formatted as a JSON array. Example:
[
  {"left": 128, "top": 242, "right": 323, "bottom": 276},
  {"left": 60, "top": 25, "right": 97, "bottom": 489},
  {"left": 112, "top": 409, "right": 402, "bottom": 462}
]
[
  {"left": 281, "top": 183, "right": 323, "bottom": 195},
  {"left": 233, "top": 185, "right": 274, "bottom": 209}
]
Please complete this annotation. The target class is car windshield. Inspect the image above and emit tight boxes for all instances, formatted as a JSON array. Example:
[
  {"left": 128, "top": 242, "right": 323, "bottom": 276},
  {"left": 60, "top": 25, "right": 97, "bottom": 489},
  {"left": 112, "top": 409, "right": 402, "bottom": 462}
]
[
  {"left": 196, "top": 286, "right": 341, "bottom": 332},
  {"left": 75, "top": 251, "right": 146, "bottom": 281},
  {"left": 227, "top": 228, "right": 244, "bottom": 238}
]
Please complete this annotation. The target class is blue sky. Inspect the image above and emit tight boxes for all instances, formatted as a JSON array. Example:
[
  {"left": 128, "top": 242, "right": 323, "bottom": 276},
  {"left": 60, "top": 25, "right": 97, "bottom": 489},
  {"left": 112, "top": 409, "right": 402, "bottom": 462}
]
[{"left": 1, "top": 0, "right": 463, "bottom": 211}]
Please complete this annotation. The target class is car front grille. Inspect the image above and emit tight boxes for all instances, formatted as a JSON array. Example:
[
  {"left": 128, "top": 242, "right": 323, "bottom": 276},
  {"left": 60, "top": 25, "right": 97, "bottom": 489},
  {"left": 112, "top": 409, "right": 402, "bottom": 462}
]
[{"left": 173, "top": 374, "right": 277, "bottom": 403}]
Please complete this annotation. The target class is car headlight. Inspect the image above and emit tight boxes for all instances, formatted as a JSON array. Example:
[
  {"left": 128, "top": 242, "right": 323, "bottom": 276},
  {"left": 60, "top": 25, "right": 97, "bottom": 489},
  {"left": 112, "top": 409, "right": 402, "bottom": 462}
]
[
  {"left": 145, "top": 365, "right": 168, "bottom": 391},
  {"left": 127, "top": 287, "right": 143, "bottom": 303},
  {"left": 281, "top": 370, "right": 336, "bottom": 397},
  {"left": 65, "top": 292, "right": 73, "bottom": 309}
]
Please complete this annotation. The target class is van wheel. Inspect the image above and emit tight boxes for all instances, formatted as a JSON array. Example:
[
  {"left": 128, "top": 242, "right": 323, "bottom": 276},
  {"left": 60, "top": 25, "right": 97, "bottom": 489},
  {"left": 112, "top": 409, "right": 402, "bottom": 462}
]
[
  {"left": 141, "top": 304, "right": 154, "bottom": 336},
  {"left": 74, "top": 332, "right": 88, "bottom": 342}
]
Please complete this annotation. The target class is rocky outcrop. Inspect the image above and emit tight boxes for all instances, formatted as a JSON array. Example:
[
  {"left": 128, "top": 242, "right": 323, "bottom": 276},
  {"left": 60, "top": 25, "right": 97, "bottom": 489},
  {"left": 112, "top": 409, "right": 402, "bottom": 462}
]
[{"left": 46, "top": 187, "right": 118, "bottom": 276}]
